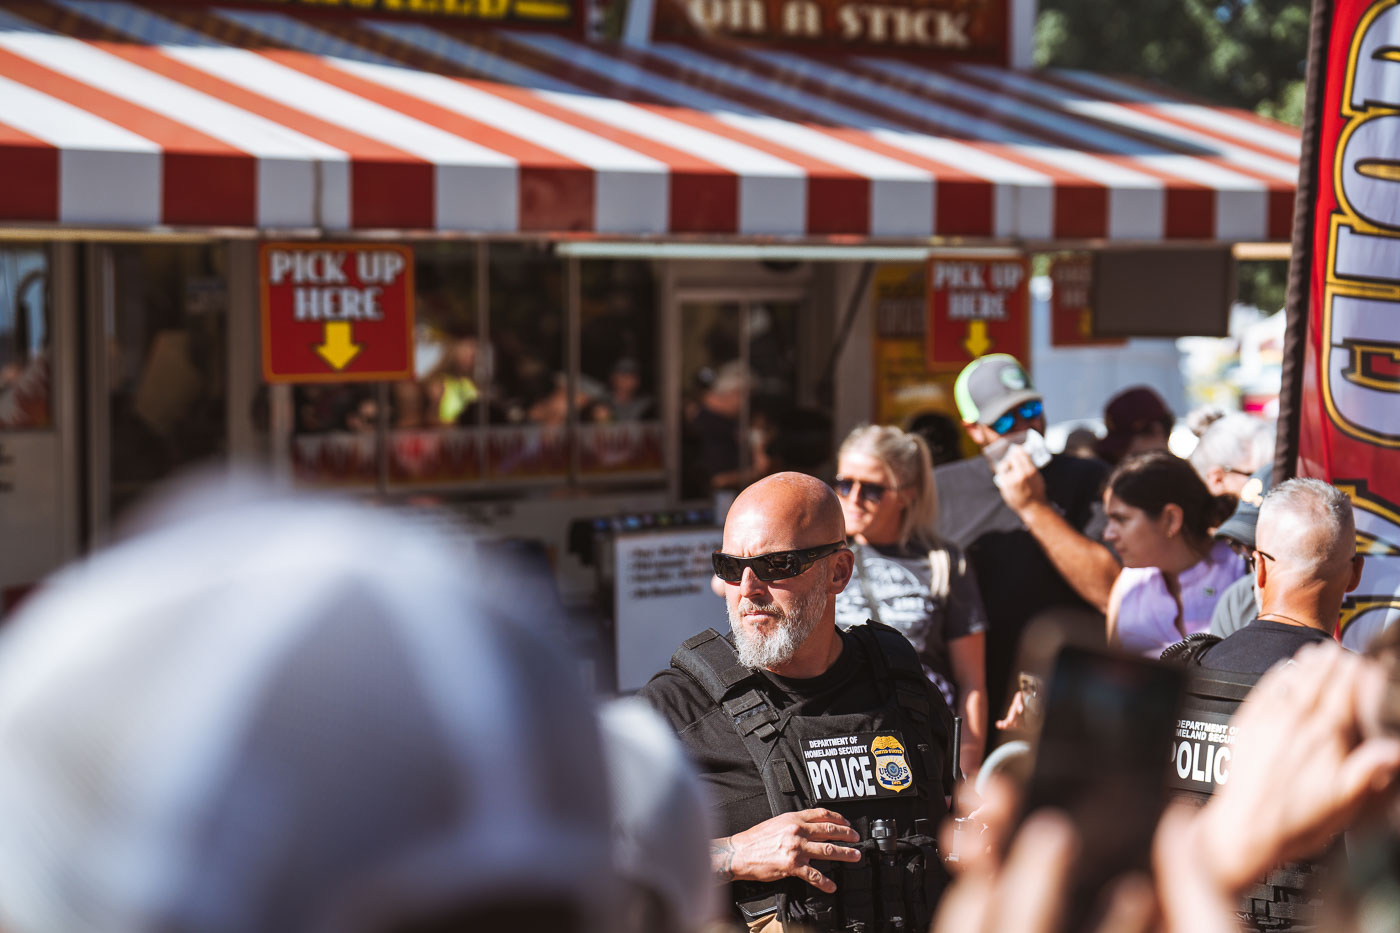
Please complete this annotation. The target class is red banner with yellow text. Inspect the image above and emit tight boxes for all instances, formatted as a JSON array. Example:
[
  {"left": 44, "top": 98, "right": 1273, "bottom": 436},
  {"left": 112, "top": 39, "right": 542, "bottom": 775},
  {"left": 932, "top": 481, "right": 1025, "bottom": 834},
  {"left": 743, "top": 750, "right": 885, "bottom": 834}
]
[{"left": 1293, "top": 0, "right": 1400, "bottom": 649}]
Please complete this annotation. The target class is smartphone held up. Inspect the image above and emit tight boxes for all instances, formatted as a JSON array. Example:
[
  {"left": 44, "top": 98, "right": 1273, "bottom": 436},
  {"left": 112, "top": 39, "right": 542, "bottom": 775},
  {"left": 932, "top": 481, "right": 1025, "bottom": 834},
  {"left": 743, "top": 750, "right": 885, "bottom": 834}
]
[{"left": 1019, "top": 645, "right": 1185, "bottom": 931}]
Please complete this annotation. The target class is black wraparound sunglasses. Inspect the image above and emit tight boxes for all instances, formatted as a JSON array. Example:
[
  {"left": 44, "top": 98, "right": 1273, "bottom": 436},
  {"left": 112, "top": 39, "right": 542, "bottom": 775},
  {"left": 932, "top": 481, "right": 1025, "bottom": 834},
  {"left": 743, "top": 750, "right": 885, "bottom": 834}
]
[{"left": 712, "top": 541, "right": 847, "bottom": 583}]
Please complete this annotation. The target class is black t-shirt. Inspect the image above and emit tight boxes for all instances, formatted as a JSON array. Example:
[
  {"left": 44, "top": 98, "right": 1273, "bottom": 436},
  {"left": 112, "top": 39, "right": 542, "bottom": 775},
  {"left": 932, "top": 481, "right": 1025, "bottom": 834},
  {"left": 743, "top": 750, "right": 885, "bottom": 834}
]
[
  {"left": 1196, "top": 619, "right": 1334, "bottom": 675},
  {"left": 933, "top": 453, "right": 1110, "bottom": 716},
  {"left": 638, "top": 629, "right": 953, "bottom": 840}
]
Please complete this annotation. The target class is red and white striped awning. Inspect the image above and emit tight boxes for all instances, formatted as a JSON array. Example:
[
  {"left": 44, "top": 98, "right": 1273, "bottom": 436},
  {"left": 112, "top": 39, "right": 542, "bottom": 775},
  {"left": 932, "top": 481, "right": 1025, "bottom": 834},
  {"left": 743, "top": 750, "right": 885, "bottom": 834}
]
[{"left": 0, "top": 0, "right": 1301, "bottom": 241}]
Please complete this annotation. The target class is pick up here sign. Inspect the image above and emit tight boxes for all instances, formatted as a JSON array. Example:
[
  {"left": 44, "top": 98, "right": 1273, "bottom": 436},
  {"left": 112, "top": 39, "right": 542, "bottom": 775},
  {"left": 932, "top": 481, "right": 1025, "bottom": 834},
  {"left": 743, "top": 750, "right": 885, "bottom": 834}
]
[{"left": 260, "top": 242, "right": 415, "bottom": 384}]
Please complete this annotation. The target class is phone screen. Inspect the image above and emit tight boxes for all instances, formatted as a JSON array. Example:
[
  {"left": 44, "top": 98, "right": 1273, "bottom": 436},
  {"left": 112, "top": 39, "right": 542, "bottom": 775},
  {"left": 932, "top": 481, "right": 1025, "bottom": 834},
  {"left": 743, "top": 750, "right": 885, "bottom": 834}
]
[{"left": 1021, "top": 646, "right": 1184, "bottom": 930}]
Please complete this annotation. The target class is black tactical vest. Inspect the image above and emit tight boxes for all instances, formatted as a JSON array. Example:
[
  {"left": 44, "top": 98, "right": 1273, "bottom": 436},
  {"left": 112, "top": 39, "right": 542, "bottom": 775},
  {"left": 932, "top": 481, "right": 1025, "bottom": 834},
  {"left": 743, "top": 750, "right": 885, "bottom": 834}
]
[
  {"left": 671, "top": 621, "right": 951, "bottom": 933},
  {"left": 1162, "top": 634, "right": 1326, "bottom": 931}
]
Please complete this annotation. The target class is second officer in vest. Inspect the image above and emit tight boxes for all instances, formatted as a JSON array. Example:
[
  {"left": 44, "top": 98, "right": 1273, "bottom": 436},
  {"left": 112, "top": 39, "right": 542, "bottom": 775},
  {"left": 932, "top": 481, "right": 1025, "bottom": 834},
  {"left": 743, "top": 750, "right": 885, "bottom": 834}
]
[{"left": 640, "top": 473, "right": 956, "bottom": 932}]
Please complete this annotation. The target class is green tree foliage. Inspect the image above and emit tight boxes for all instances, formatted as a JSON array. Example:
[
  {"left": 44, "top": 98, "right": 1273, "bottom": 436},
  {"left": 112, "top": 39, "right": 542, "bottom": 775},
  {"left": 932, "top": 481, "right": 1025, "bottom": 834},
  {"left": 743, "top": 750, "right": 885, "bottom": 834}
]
[
  {"left": 1035, "top": 0, "right": 1311, "bottom": 125},
  {"left": 1238, "top": 259, "right": 1290, "bottom": 311}
]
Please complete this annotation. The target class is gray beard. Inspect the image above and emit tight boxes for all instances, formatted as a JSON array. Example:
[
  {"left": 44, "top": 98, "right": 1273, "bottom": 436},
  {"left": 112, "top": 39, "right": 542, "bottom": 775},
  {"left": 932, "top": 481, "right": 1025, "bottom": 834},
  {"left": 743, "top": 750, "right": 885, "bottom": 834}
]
[{"left": 729, "top": 586, "right": 828, "bottom": 671}]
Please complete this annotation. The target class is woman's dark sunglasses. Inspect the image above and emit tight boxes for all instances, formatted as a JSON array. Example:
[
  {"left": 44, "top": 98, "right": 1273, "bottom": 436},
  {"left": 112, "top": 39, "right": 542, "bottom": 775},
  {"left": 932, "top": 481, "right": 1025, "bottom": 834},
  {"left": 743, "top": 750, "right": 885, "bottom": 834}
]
[
  {"left": 990, "top": 399, "right": 1044, "bottom": 435},
  {"left": 833, "top": 477, "right": 894, "bottom": 505},
  {"left": 712, "top": 541, "right": 848, "bottom": 583}
]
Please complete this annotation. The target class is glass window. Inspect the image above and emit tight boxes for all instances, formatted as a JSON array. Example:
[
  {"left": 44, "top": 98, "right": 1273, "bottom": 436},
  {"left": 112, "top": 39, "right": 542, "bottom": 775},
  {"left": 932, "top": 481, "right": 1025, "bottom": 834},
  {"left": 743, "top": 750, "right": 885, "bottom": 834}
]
[
  {"left": 282, "top": 243, "right": 667, "bottom": 492},
  {"left": 0, "top": 248, "right": 51, "bottom": 431},
  {"left": 678, "top": 299, "right": 814, "bottom": 500},
  {"left": 680, "top": 301, "right": 742, "bottom": 500},
  {"left": 486, "top": 242, "right": 568, "bottom": 480},
  {"left": 392, "top": 243, "right": 483, "bottom": 485},
  {"left": 290, "top": 243, "right": 484, "bottom": 487},
  {"left": 108, "top": 244, "right": 228, "bottom": 517},
  {"left": 578, "top": 259, "right": 663, "bottom": 478}
]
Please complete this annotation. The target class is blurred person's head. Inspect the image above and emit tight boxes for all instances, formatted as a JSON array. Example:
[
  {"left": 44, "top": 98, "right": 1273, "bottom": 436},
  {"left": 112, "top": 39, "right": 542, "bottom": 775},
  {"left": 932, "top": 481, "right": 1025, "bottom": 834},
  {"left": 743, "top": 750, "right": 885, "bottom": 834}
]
[
  {"left": 609, "top": 358, "right": 641, "bottom": 401},
  {"left": 345, "top": 394, "right": 380, "bottom": 433},
  {"left": 954, "top": 354, "right": 1045, "bottom": 449},
  {"left": 1184, "top": 404, "right": 1227, "bottom": 441},
  {"left": 597, "top": 699, "right": 715, "bottom": 933},
  {"left": 447, "top": 336, "right": 478, "bottom": 376},
  {"left": 392, "top": 380, "right": 427, "bottom": 429},
  {"left": 1062, "top": 427, "right": 1101, "bottom": 459},
  {"left": 705, "top": 362, "right": 749, "bottom": 417},
  {"left": 1103, "top": 451, "right": 1233, "bottom": 571},
  {"left": 1188, "top": 413, "right": 1276, "bottom": 498},
  {"left": 1253, "top": 478, "right": 1364, "bottom": 627},
  {"left": 0, "top": 478, "right": 615, "bottom": 933},
  {"left": 906, "top": 411, "right": 964, "bottom": 466},
  {"left": 835, "top": 424, "right": 938, "bottom": 550},
  {"left": 1097, "top": 386, "right": 1174, "bottom": 465},
  {"left": 1213, "top": 462, "right": 1274, "bottom": 553},
  {"left": 717, "top": 473, "right": 854, "bottom": 675}
]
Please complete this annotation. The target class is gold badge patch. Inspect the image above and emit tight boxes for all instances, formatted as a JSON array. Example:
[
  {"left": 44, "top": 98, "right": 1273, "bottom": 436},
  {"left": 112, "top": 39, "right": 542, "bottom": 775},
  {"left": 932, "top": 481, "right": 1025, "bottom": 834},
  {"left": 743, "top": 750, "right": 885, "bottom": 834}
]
[{"left": 870, "top": 734, "right": 912, "bottom": 793}]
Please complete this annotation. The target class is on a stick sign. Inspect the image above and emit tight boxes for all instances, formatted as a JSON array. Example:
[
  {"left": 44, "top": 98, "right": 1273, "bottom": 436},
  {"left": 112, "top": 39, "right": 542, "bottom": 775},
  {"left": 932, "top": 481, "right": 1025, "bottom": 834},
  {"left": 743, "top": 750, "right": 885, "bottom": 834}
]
[
  {"left": 925, "top": 254, "right": 1029, "bottom": 370},
  {"left": 260, "top": 243, "right": 415, "bottom": 384}
]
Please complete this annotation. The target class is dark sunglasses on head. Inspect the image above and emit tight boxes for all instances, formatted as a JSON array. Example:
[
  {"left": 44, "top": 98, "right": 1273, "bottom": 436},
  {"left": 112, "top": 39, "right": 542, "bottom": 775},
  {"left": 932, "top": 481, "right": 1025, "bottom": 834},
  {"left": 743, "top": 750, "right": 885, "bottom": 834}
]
[
  {"left": 833, "top": 477, "right": 896, "bottom": 505},
  {"left": 990, "top": 399, "right": 1044, "bottom": 436},
  {"left": 712, "top": 541, "right": 847, "bottom": 583}
]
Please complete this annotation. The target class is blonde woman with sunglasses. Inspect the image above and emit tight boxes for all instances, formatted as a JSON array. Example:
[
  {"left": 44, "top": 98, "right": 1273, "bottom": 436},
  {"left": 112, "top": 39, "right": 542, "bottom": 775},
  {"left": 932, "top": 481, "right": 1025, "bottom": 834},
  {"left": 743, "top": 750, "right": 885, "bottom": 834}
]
[{"left": 833, "top": 425, "right": 989, "bottom": 776}]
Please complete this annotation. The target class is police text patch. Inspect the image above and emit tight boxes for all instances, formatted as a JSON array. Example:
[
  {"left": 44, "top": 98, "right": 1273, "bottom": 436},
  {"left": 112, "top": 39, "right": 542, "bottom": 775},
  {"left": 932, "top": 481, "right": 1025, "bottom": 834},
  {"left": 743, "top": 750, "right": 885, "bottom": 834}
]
[{"left": 800, "top": 731, "right": 912, "bottom": 802}]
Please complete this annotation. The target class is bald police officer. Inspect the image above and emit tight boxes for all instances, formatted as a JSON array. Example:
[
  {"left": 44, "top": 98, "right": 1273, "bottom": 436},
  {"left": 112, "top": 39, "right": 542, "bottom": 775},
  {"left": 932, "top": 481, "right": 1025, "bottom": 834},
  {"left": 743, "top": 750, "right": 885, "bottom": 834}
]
[{"left": 641, "top": 473, "right": 955, "bottom": 932}]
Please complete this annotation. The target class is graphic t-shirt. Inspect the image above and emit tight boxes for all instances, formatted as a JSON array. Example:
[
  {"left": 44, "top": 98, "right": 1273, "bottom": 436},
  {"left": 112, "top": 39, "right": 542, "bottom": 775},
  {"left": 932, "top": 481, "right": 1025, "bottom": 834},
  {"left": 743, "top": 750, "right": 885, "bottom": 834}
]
[{"left": 835, "top": 541, "right": 988, "bottom": 707}]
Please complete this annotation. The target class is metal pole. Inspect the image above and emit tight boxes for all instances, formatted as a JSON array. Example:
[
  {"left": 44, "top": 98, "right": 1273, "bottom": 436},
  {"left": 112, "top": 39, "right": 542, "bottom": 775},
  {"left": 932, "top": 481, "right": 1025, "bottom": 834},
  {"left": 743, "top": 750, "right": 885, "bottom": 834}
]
[
  {"left": 567, "top": 254, "right": 581, "bottom": 485},
  {"left": 375, "top": 381, "right": 389, "bottom": 496},
  {"left": 1274, "top": 0, "right": 1333, "bottom": 483}
]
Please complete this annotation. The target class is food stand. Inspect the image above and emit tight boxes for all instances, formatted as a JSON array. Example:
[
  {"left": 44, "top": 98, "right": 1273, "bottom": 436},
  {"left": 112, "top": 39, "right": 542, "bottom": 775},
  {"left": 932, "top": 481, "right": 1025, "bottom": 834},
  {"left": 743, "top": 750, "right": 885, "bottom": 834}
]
[{"left": 0, "top": 0, "right": 1300, "bottom": 653}]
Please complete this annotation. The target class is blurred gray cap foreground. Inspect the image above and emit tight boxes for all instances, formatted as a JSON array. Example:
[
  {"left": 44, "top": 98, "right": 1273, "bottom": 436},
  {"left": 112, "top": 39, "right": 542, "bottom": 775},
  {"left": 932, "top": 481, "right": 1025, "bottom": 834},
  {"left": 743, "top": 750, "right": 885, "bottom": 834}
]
[
  {"left": 598, "top": 699, "right": 717, "bottom": 933},
  {"left": 0, "top": 484, "right": 614, "bottom": 933}
]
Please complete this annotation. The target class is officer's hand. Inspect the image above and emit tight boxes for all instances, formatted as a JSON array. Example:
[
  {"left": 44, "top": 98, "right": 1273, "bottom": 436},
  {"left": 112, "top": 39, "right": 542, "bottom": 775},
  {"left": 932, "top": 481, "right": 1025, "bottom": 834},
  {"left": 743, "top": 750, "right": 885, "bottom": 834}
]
[
  {"left": 994, "top": 445, "right": 1046, "bottom": 514},
  {"left": 720, "top": 808, "right": 862, "bottom": 893},
  {"left": 1196, "top": 642, "right": 1400, "bottom": 895}
]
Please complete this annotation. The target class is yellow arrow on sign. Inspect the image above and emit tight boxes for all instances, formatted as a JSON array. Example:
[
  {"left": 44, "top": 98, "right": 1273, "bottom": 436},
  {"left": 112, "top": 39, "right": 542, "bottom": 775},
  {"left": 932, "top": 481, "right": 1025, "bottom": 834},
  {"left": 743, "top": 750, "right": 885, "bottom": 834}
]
[
  {"left": 315, "top": 321, "right": 362, "bottom": 371},
  {"left": 963, "top": 320, "right": 992, "bottom": 358},
  {"left": 1078, "top": 309, "right": 1094, "bottom": 339}
]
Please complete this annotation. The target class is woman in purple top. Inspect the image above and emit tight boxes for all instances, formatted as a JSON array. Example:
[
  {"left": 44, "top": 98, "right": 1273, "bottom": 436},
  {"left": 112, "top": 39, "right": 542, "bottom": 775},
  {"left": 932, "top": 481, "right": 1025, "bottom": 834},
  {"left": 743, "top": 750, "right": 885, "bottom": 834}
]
[{"left": 1103, "top": 451, "right": 1245, "bottom": 657}]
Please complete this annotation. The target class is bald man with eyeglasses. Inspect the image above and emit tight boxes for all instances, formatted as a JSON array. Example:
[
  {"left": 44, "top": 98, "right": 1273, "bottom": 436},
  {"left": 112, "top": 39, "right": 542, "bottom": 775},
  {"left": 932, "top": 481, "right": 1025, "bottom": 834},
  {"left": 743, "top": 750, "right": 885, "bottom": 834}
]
[
  {"left": 1190, "top": 478, "right": 1364, "bottom": 674},
  {"left": 640, "top": 472, "right": 956, "bottom": 933}
]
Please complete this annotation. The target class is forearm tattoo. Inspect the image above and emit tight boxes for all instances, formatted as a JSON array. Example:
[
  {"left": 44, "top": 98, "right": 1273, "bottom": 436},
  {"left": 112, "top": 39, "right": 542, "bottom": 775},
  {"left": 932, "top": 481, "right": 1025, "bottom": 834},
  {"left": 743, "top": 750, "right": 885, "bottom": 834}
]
[{"left": 711, "top": 838, "right": 736, "bottom": 882}]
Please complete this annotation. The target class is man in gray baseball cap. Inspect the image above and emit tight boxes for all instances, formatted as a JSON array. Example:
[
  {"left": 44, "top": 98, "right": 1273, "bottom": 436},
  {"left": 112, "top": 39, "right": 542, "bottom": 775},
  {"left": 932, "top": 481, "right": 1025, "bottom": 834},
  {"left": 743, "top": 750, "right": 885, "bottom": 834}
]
[
  {"left": 936, "top": 354, "right": 1121, "bottom": 722},
  {"left": 1209, "top": 462, "right": 1274, "bottom": 639},
  {"left": 952, "top": 353, "right": 1044, "bottom": 436}
]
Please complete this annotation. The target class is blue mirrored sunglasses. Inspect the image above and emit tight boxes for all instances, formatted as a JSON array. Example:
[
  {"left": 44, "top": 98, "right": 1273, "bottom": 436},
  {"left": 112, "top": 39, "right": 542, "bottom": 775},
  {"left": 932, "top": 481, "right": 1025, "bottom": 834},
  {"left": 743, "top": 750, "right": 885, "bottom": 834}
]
[{"left": 990, "top": 399, "right": 1044, "bottom": 435}]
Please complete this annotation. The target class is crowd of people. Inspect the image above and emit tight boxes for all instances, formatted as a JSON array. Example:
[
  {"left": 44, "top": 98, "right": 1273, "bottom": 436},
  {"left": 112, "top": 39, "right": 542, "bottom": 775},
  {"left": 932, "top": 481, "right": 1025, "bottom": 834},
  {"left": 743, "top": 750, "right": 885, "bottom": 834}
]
[{"left": 0, "top": 350, "right": 1395, "bottom": 933}]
